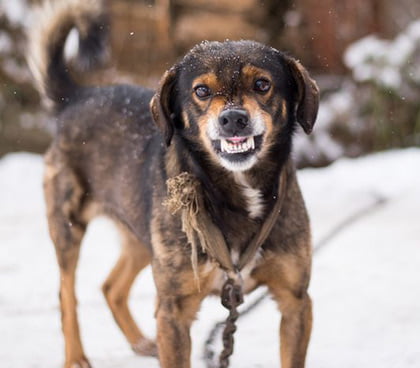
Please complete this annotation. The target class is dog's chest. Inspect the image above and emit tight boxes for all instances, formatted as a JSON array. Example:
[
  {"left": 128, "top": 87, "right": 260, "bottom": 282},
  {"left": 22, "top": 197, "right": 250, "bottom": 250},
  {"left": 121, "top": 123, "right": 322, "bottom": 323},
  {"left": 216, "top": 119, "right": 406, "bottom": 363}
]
[
  {"left": 203, "top": 249, "right": 263, "bottom": 294},
  {"left": 233, "top": 173, "right": 264, "bottom": 219}
]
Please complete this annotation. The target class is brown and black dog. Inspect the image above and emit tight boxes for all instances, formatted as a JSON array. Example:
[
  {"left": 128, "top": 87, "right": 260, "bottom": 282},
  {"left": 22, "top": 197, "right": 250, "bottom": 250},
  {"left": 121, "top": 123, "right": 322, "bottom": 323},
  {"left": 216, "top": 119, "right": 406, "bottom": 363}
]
[{"left": 28, "top": 1, "right": 319, "bottom": 367}]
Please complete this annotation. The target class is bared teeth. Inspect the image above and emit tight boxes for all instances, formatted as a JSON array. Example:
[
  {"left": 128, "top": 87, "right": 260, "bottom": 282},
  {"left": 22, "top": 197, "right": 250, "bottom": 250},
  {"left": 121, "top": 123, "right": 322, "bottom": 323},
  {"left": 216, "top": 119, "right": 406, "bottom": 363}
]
[
  {"left": 249, "top": 136, "right": 255, "bottom": 150},
  {"left": 221, "top": 136, "right": 255, "bottom": 153}
]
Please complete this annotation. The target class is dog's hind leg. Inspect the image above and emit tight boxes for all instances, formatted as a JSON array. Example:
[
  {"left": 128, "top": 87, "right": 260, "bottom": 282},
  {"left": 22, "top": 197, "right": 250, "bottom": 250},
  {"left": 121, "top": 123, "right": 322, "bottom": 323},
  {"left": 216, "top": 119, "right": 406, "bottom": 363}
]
[
  {"left": 44, "top": 152, "right": 90, "bottom": 368},
  {"left": 102, "top": 226, "right": 157, "bottom": 357}
]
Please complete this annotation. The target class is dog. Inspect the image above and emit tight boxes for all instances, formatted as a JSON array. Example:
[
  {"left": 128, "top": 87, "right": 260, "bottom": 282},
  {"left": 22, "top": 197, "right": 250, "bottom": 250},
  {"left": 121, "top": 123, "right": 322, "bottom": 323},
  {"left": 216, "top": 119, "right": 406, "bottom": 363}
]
[{"left": 28, "top": 1, "right": 319, "bottom": 367}]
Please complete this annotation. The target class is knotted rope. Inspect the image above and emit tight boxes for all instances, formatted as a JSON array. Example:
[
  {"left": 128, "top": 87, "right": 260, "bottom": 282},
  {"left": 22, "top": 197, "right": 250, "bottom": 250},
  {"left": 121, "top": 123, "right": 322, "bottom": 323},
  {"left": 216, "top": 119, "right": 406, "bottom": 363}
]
[{"left": 164, "top": 172, "right": 235, "bottom": 288}]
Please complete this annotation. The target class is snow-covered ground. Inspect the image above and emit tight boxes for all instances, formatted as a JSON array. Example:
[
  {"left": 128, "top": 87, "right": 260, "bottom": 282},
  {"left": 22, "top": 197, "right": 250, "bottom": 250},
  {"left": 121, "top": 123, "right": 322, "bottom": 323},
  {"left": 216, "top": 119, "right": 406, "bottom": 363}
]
[{"left": 1, "top": 149, "right": 419, "bottom": 368}]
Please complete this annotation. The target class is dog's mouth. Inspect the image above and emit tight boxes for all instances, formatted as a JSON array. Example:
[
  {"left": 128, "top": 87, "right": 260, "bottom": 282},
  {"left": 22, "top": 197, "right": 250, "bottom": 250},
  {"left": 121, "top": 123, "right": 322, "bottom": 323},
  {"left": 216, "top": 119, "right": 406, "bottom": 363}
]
[{"left": 212, "top": 135, "right": 263, "bottom": 157}]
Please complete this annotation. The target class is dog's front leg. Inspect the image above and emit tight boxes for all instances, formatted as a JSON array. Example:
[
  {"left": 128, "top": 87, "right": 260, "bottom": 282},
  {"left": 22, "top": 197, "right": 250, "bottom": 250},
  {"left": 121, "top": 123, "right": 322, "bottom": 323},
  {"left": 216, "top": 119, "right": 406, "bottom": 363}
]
[
  {"left": 152, "top": 253, "right": 208, "bottom": 368},
  {"left": 276, "top": 289, "right": 312, "bottom": 368},
  {"left": 155, "top": 291, "right": 203, "bottom": 368},
  {"left": 253, "top": 249, "right": 312, "bottom": 368}
]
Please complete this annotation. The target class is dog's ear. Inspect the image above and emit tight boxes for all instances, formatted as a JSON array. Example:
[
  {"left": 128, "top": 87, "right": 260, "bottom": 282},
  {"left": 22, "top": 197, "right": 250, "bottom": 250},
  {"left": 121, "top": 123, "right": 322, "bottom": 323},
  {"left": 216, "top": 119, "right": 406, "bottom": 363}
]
[
  {"left": 150, "top": 67, "right": 178, "bottom": 146},
  {"left": 286, "top": 58, "right": 319, "bottom": 134}
]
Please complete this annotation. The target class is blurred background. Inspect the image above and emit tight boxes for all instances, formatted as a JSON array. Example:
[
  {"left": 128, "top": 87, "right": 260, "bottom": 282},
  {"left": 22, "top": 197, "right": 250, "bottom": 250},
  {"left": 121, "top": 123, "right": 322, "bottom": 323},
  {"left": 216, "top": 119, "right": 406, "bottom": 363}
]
[{"left": 0, "top": 0, "right": 419, "bottom": 166}]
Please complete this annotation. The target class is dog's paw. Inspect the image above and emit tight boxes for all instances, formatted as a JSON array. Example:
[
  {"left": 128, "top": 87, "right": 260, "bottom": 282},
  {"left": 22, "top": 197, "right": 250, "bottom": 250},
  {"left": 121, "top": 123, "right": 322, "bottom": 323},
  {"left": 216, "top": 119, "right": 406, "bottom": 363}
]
[
  {"left": 65, "top": 357, "right": 92, "bottom": 368},
  {"left": 132, "top": 338, "right": 158, "bottom": 357}
]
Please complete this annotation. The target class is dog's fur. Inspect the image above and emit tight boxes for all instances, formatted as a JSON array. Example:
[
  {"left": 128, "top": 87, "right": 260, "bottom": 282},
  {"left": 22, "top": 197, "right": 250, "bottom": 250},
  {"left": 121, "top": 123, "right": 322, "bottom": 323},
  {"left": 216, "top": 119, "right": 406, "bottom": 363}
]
[{"left": 28, "top": 1, "right": 319, "bottom": 367}]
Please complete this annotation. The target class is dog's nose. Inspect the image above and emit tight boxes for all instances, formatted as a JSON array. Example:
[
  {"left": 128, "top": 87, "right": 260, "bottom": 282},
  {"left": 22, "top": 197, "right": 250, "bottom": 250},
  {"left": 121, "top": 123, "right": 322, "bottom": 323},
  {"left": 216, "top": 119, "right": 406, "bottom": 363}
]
[{"left": 219, "top": 109, "right": 249, "bottom": 131}]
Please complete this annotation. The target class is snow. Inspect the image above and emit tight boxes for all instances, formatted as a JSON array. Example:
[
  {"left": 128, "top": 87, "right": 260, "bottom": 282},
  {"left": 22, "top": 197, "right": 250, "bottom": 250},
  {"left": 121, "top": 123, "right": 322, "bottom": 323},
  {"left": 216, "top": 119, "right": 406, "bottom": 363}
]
[
  {"left": 344, "top": 20, "right": 420, "bottom": 90},
  {"left": 293, "top": 88, "right": 354, "bottom": 165},
  {"left": 1, "top": 149, "right": 420, "bottom": 368}
]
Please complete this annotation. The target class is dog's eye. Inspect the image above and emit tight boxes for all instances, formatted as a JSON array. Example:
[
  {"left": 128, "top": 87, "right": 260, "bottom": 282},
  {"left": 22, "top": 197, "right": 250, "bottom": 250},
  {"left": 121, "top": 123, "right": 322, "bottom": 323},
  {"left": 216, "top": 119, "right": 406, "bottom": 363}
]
[
  {"left": 194, "top": 85, "right": 212, "bottom": 99},
  {"left": 254, "top": 79, "right": 271, "bottom": 93}
]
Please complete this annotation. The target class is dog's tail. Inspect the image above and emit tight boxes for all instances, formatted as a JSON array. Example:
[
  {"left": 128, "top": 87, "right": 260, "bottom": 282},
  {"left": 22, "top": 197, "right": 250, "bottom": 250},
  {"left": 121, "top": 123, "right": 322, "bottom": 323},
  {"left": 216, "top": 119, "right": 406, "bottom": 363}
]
[{"left": 27, "top": 0, "right": 109, "bottom": 109}]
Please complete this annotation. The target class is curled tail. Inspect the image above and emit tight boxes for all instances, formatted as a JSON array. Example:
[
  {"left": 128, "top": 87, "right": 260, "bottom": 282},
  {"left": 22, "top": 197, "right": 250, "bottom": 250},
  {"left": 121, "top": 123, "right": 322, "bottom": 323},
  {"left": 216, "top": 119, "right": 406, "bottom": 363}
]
[{"left": 27, "top": 0, "right": 109, "bottom": 109}]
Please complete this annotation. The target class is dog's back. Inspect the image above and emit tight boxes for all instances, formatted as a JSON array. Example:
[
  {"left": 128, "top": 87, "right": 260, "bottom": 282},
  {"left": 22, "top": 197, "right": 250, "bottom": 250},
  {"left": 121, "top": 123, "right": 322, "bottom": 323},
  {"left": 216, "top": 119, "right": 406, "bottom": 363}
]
[
  {"left": 50, "top": 84, "right": 161, "bottom": 242},
  {"left": 28, "top": 0, "right": 165, "bottom": 245}
]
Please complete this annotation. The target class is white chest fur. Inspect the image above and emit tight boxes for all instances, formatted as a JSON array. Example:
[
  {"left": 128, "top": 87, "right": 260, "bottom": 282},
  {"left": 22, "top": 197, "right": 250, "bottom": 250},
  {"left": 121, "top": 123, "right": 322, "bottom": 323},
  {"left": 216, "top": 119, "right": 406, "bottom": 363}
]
[{"left": 233, "top": 172, "right": 264, "bottom": 219}]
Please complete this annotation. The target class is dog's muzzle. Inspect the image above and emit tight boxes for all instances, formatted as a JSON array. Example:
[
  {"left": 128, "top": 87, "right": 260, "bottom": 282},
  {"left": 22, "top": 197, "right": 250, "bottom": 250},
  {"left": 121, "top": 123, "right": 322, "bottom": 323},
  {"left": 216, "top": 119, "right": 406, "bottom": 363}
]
[{"left": 209, "top": 108, "right": 265, "bottom": 171}]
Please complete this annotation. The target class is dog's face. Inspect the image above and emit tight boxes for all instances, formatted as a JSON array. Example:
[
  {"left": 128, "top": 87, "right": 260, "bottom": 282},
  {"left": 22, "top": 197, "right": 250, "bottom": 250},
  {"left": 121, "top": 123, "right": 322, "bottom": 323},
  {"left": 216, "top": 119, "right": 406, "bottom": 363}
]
[{"left": 151, "top": 41, "right": 319, "bottom": 172}]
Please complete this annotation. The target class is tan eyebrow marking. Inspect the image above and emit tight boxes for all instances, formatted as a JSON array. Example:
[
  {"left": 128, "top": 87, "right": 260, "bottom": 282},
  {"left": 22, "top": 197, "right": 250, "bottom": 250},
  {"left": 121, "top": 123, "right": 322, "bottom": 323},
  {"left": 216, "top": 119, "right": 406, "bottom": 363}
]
[
  {"left": 241, "top": 65, "right": 273, "bottom": 99},
  {"left": 192, "top": 72, "right": 220, "bottom": 90},
  {"left": 242, "top": 65, "right": 272, "bottom": 83}
]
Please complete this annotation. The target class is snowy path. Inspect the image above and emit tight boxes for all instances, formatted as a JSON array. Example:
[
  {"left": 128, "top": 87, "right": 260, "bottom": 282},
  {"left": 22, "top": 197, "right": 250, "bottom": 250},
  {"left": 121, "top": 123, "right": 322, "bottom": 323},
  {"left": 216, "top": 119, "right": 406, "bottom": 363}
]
[{"left": 1, "top": 149, "right": 419, "bottom": 368}]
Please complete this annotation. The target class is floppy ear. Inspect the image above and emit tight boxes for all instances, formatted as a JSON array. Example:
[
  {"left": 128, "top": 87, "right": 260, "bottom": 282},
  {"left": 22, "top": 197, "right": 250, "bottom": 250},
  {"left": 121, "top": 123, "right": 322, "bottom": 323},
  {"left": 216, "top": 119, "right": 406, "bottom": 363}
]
[
  {"left": 150, "top": 67, "right": 178, "bottom": 146},
  {"left": 286, "top": 58, "right": 319, "bottom": 134}
]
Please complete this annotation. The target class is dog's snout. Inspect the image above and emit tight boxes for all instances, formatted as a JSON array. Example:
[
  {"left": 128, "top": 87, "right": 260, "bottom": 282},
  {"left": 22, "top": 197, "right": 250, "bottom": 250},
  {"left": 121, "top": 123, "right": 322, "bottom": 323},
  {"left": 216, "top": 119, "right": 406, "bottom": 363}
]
[{"left": 219, "top": 109, "right": 249, "bottom": 134}]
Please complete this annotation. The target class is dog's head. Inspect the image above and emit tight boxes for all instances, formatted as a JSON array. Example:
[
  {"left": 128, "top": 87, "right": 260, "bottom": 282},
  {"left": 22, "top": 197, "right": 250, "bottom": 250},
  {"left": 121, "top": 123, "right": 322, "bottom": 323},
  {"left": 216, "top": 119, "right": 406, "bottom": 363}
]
[{"left": 151, "top": 40, "right": 319, "bottom": 172}]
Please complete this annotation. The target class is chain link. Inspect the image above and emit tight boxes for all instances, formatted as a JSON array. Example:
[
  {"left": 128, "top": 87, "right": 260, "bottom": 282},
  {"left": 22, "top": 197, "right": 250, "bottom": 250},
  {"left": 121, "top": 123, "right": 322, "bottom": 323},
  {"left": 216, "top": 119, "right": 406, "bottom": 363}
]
[{"left": 217, "top": 277, "right": 244, "bottom": 368}]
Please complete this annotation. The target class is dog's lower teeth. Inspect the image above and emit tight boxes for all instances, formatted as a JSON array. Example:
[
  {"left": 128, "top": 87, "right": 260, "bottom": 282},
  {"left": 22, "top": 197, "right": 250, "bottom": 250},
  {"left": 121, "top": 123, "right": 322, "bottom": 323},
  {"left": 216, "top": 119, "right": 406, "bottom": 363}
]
[{"left": 221, "top": 136, "right": 255, "bottom": 153}]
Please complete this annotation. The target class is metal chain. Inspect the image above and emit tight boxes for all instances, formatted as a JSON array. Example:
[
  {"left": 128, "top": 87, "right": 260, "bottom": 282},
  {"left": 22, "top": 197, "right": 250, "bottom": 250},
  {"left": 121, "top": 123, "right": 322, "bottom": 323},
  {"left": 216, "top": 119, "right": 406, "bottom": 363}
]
[{"left": 218, "top": 277, "right": 244, "bottom": 368}]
